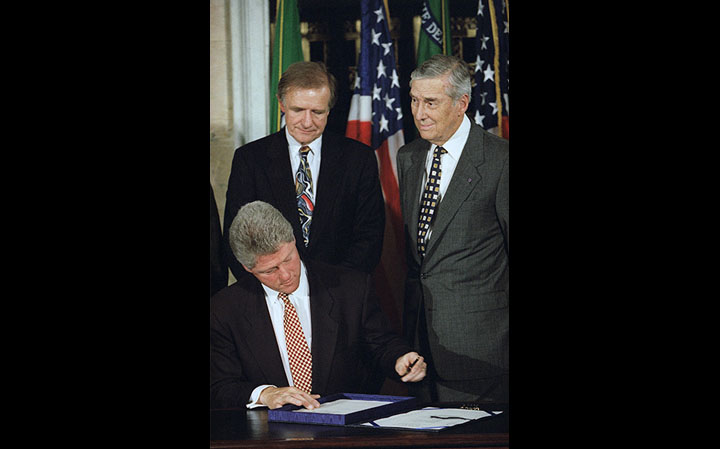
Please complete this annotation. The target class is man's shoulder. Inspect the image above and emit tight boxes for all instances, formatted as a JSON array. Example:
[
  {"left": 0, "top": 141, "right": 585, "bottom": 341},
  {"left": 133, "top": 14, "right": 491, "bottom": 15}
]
[
  {"left": 210, "top": 276, "right": 261, "bottom": 314},
  {"left": 323, "top": 129, "right": 373, "bottom": 153},
  {"left": 398, "top": 136, "right": 429, "bottom": 157},
  {"left": 235, "top": 130, "right": 285, "bottom": 154},
  {"left": 470, "top": 122, "right": 508, "bottom": 154},
  {"left": 306, "top": 260, "right": 368, "bottom": 287}
]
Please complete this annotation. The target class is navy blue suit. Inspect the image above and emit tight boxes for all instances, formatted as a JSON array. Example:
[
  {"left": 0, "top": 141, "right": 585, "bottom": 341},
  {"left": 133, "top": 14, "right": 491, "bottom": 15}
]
[
  {"left": 210, "top": 261, "right": 412, "bottom": 408},
  {"left": 222, "top": 129, "right": 385, "bottom": 280}
]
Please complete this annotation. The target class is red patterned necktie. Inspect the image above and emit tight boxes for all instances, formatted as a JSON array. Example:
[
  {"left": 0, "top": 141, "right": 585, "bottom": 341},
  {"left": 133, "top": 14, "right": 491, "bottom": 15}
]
[
  {"left": 417, "top": 146, "right": 447, "bottom": 258},
  {"left": 278, "top": 292, "right": 312, "bottom": 393},
  {"left": 295, "top": 146, "right": 314, "bottom": 247}
]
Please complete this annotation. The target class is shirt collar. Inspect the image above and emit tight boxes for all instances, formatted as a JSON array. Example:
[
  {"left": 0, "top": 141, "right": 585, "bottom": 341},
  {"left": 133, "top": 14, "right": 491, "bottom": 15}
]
[
  {"left": 430, "top": 114, "right": 470, "bottom": 161},
  {"left": 284, "top": 127, "right": 322, "bottom": 156}
]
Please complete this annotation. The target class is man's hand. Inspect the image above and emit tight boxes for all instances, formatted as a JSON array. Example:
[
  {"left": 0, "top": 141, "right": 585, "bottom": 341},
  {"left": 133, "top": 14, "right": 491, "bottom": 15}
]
[
  {"left": 259, "top": 386, "right": 321, "bottom": 410},
  {"left": 395, "top": 351, "right": 427, "bottom": 383}
]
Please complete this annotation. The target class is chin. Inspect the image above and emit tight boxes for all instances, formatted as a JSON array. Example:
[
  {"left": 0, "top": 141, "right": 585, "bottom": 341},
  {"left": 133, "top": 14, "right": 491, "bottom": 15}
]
[{"left": 419, "top": 132, "right": 434, "bottom": 141}]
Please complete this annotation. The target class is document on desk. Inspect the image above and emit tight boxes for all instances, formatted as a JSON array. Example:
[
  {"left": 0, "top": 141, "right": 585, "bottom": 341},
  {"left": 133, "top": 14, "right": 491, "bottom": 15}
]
[
  {"left": 359, "top": 407, "right": 502, "bottom": 431},
  {"left": 294, "top": 399, "right": 392, "bottom": 414}
]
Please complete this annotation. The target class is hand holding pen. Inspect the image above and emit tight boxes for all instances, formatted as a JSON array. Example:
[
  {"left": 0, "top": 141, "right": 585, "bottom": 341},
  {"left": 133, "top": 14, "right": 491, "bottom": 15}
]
[{"left": 395, "top": 352, "right": 427, "bottom": 383}]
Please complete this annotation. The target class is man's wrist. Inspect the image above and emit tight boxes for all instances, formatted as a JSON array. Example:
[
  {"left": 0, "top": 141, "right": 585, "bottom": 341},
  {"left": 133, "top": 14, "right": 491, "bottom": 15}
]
[{"left": 246, "top": 385, "right": 275, "bottom": 409}]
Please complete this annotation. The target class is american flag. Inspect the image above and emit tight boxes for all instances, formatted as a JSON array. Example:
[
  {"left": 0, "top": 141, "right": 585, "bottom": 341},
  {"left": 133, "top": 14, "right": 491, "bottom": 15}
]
[
  {"left": 346, "top": 0, "right": 405, "bottom": 332},
  {"left": 473, "top": 0, "right": 510, "bottom": 139}
]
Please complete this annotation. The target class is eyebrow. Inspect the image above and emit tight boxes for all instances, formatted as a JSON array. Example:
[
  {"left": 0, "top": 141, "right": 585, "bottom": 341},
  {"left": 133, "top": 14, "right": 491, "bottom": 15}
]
[{"left": 412, "top": 95, "right": 438, "bottom": 103}]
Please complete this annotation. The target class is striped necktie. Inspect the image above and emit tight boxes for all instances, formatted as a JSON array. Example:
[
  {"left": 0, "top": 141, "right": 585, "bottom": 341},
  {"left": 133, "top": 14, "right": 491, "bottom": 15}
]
[
  {"left": 295, "top": 146, "right": 314, "bottom": 247},
  {"left": 417, "top": 146, "right": 447, "bottom": 258},
  {"left": 278, "top": 292, "right": 312, "bottom": 393}
]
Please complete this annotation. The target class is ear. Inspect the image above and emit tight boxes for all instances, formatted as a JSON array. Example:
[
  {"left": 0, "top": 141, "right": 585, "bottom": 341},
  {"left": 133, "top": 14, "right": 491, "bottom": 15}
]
[
  {"left": 242, "top": 264, "right": 253, "bottom": 273},
  {"left": 456, "top": 93, "right": 470, "bottom": 115},
  {"left": 277, "top": 95, "right": 286, "bottom": 114}
]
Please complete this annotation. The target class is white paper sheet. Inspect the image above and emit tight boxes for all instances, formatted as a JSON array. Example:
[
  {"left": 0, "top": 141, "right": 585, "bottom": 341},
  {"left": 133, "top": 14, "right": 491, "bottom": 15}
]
[
  {"left": 360, "top": 407, "right": 503, "bottom": 430},
  {"left": 293, "top": 399, "right": 392, "bottom": 414}
]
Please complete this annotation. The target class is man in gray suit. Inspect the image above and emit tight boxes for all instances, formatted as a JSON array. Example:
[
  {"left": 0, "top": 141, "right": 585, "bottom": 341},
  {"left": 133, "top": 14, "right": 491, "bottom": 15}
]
[{"left": 397, "top": 54, "right": 508, "bottom": 403}]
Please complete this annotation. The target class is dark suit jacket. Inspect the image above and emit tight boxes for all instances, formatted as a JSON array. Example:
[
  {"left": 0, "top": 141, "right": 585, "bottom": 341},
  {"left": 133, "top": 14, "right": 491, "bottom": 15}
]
[
  {"left": 209, "top": 260, "right": 412, "bottom": 409},
  {"left": 210, "top": 183, "right": 228, "bottom": 297},
  {"left": 222, "top": 129, "right": 385, "bottom": 279},
  {"left": 397, "top": 121, "right": 509, "bottom": 390}
]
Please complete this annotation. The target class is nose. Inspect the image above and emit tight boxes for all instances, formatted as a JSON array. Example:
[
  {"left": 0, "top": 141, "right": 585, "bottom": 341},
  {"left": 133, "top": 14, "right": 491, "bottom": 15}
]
[
  {"left": 413, "top": 102, "right": 426, "bottom": 120},
  {"left": 301, "top": 110, "right": 313, "bottom": 127},
  {"left": 277, "top": 266, "right": 292, "bottom": 283}
]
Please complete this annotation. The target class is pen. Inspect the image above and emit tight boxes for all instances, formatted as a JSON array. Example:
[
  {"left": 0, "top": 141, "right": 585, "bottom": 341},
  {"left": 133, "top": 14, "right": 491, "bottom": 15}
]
[
  {"left": 407, "top": 357, "right": 420, "bottom": 374},
  {"left": 430, "top": 415, "right": 473, "bottom": 420}
]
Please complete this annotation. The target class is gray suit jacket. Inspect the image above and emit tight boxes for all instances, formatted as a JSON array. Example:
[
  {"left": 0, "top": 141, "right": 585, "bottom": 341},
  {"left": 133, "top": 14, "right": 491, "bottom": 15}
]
[{"left": 397, "top": 121, "right": 509, "bottom": 384}]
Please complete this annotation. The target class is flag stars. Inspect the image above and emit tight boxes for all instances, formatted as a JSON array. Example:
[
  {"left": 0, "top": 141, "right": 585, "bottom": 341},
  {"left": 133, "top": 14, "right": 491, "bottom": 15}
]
[
  {"left": 475, "top": 55, "right": 483, "bottom": 73},
  {"left": 482, "top": 64, "right": 495, "bottom": 83},
  {"left": 349, "top": 0, "right": 408, "bottom": 143},
  {"left": 390, "top": 69, "right": 400, "bottom": 88},
  {"left": 371, "top": 29, "right": 381, "bottom": 46},
  {"left": 378, "top": 114, "right": 389, "bottom": 133},
  {"left": 372, "top": 84, "right": 382, "bottom": 101},
  {"left": 374, "top": 7, "right": 385, "bottom": 23},
  {"left": 383, "top": 93, "right": 395, "bottom": 110},
  {"left": 377, "top": 59, "right": 386, "bottom": 78},
  {"left": 471, "top": 1, "right": 509, "bottom": 134},
  {"left": 479, "top": 35, "right": 490, "bottom": 51}
]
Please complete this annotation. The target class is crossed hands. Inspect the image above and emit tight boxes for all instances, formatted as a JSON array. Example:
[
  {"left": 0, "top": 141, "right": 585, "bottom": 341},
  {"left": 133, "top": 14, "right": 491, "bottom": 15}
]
[{"left": 259, "top": 351, "right": 427, "bottom": 410}]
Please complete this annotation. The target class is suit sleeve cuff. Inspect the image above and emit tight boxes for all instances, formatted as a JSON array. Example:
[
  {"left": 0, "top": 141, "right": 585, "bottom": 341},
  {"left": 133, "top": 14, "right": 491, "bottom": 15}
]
[{"left": 246, "top": 385, "right": 275, "bottom": 409}]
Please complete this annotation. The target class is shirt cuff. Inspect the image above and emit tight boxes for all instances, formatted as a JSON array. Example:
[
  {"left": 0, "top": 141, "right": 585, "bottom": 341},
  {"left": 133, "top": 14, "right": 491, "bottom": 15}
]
[{"left": 246, "top": 385, "right": 275, "bottom": 409}]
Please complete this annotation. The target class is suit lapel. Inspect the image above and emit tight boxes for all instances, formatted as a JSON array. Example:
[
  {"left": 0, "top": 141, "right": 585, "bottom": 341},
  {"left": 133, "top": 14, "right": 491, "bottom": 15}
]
[
  {"left": 306, "top": 264, "right": 338, "bottom": 394},
  {"left": 424, "top": 124, "right": 486, "bottom": 259},
  {"left": 308, "top": 132, "right": 341, "bottom": 250},
  {"left": 242, "top": 280, "right": 289, "bottom": 386},
  {"left": 406, "top": 142, "right": 431, "bottom": 265}
]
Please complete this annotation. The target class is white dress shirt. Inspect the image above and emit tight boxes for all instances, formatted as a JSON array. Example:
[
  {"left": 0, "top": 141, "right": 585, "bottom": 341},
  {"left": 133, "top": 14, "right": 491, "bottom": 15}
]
[
  {"left": 247, "top": 261, "right": 312, "bottom": 408},
  {"left": 286, "top": 127, "right": 322, "bottom": 204},
  {"left": 419, "top": 114, "right": 471, "bottom": 245}
]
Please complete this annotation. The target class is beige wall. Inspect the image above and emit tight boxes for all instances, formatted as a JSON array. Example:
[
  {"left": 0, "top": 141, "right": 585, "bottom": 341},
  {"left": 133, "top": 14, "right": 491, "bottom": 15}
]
[
  {"left": 211, "top": 0, "right": 271, "bottom": 284},
  {"left": 210, "top": 0, "right": 234, "bottom": 230}
]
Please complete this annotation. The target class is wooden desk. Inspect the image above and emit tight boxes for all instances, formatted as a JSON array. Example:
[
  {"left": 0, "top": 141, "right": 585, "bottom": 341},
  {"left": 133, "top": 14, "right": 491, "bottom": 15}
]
[{"left": 210, "top": 403, "right": 509, "bottom": 448}]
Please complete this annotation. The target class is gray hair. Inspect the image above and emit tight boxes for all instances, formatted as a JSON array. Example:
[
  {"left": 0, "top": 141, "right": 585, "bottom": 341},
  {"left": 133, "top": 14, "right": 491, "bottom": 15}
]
[
  {"left": 410, "top": 54, "right": 472, "bottom": 103},
  {"left": 228, "top": 201, "right": 295, "bottom": 269}
]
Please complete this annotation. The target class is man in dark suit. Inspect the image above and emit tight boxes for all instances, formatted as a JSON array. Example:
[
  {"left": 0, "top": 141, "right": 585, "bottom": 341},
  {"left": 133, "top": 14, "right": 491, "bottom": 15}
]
[
  {"left": 211, "top": 201, "right": 426, "bottom": 409},
  {"left": 222, "top": 61, "right": 385, "bottom": 282},
  {"left": 397, "top": 55, "right": 509, "bottom": 403}
]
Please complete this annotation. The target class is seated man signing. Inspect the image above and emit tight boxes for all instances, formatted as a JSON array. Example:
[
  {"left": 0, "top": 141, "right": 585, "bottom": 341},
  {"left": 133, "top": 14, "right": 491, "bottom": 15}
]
[{"left": 210, "top": 201, "right": 427, "bottom": 409}]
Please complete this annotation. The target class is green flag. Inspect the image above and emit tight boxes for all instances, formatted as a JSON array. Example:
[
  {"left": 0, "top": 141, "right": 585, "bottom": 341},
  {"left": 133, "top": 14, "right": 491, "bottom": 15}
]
[
  {"left": 416, "top": 0, "right": 451, "bottom": 66},
  {"left": 270, "top": 0, "right": 304, "bottom": 133}
]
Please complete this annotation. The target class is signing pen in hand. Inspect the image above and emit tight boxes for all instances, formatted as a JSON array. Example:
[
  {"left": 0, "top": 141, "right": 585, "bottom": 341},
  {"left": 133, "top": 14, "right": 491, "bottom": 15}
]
[{"left": 406, "top": 357, "right": 420, "bottom": 374}]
